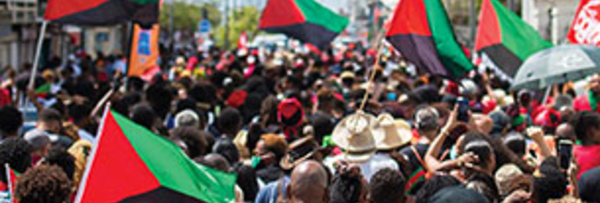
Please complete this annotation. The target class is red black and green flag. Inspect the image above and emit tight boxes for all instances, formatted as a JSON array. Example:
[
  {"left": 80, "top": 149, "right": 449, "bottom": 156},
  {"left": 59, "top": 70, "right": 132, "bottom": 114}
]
[
  {"left": 44, "top": 0, "right": 159, "bottom": 26},
  {"left": 385, "top": 0, "right": 473, "bottom": 78},
  {"left": 75, "top": 110, "right": 236, "bottom": 203},
  {"left": 475, "top": 0, "right": 552, "bottom": 77},
  {"left": 33, "top": 83, "right": 50, "bottom": 98},
  {"left": 259, "top": 0, "right": 349, "bottom": 50}
]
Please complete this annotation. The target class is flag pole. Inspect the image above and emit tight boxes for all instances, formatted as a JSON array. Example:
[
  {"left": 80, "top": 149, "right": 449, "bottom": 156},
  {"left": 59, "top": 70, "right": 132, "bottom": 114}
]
[
  {"left": 28, "top": 20, "right": 48, "bottom": 89},
  {"left": 73, "top": 103, "right": 110, "bottom": 203}
]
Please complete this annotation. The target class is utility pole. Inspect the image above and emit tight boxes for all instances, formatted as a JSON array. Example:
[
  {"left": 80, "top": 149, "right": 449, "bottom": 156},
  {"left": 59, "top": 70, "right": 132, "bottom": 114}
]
[{"left": 469, "top": 0, "right": 476, "bottom": 49}]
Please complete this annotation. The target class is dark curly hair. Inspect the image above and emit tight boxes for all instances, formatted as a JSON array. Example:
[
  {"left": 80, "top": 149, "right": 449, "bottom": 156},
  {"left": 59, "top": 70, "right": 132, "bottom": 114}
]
[
  {"left": 0, "top": 137, "right": 32, "bottom": 184},
  {"left": 329, "top": 171, "right": 364, "bottom": 203},
  {"left": 369, "top": 168, "right": 406, "bottom": 203},
  {"left": 170, "top": 127, "right": 208, "bottom": 158},
  {"left": 0, "top": 106, "right": 23, "bottom": 137},
  {"left": 15, "top": 165, "right": 71, "bottom": 203},
  {"left": 42, "top": 147, "right": 76, "bottom": 180}
]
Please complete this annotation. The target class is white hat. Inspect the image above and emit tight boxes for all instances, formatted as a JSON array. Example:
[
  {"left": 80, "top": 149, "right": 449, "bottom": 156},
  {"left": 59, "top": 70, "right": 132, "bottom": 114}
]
[
  {"left": 332, "top": 111, "right": 377, "bottom": 163},
  {"left": 373, "top": 114, "right": 412, "bottom": 150}
]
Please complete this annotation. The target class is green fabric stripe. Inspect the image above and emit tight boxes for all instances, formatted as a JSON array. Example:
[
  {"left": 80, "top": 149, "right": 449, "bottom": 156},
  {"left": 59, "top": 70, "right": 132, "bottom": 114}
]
[
  {"left": 292, "top": 0, "right": 348, "bottom": 33},
  {"left": 423, "top": 0, "right": 473, "bottom": 78},
  {"left": 34, "top": 83, "right": 50, "bottom": 94},
  {"left": 111, "top": 111, "right": 236, "bottom": 203},
  {"left": 589, "top": 91, "right": 599, "bottom": 111},
  {"left": 491, "top": 0, "right": 552, "bottom": 60}
]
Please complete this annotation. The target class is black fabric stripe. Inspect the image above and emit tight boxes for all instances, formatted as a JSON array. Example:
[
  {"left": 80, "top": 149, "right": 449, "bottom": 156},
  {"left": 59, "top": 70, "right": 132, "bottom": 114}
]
[
  {"left": 262, "top": 22, "right": 339, "bottom": 50},
  {"left": 480, "top": 44, "right": 523, "bottom": 77},
  {"left": 53, "top": 0, "right": 158, "bottom": 26},
  {"left": 386, "top": 34, "right": 450, "bottom": 78},
  {"left": 118, "top": 186, "right": 206, "bottom": 203}
]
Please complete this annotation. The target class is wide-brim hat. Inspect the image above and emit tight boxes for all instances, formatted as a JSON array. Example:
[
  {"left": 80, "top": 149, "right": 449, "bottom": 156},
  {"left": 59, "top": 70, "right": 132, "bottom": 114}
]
[
  {"left": 280, "top": 136, "right": 320, "bottom": 170},
  {"left": 373, "top": 114, "right": 412, "bottom": 150},
  {"left": 332, "top": 111, "right": 377, "bottom": 163}
]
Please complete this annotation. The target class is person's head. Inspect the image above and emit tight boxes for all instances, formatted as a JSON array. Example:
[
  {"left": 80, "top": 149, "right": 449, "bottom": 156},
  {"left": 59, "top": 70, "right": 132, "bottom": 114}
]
[
  {"left": 532, "top": 157, "right": 568, "bottom": 203},
  {"left": 0, "top": 106, "right": 23, "bottom": 138},
  {"left": 463, "top": 138, "right": 496, "bottom": 176},
  {"left": 369, "top": 168, "right": 406, "bottom": 203},
  {"left": 518, "top": 90, "right": 532, "bottom": 107},
  {"left": 570, "top": 111, "right": 600, "bottom": 145},
  {"left": 414, "top": 106, "right": 440, "bottom": 137},
  {"left": 503, "top": 132, "right": 526, "bottom": 157},
  {"left": 170, "top": 127, "right": 208, "bottom": 158},
  {"left": 0, "top": 138, "right": 31, "bottom": 183},
  {"left": 465, "top": 173, "right": 500, "bottom": 203},
  {"left": 555, "top": 123, "right": 576, "bottom": 142},
  {"left": 130, "top": 103, "right": 157, "bottom": 131},
  {"left": 15, "top": 165, "right": 71, "bottom": 203},
  {"left": 330, "top": 167, "right": 368, "bottom": 203},
  {"left": 212, "top": 138, "right": 240, "bottom": 165},
  {"left": 414, "top": 175, "right": 461, "bottom": 203},
  {"left": 41, "top": 147, "right": 75, "bottom": 181},
  {"left": 38, "top": 108, "right": 63, "bottom": 133},
  {"left": 68, "top": 104, "right": 91, "bottom": 128},
  {"left": 195, "top": 153, "right": 231, "bottom": 172},
  {"left": 588, "top": 75, "right": 600, "bottom": 95},
  {"left": 254, "top": 134, "right": 288, "bottom": 165},
  {"left": 217, "top": 107, "right": 243, "bottom": 138},
  {"left": 288, "top": 160, "right": 329, "bottom": 203},
  {"left": 234, "top": 164, "right": 259, "bottom": 202},
  {"left": 23, "top": 129, "right": 51, "bottom": 157}
]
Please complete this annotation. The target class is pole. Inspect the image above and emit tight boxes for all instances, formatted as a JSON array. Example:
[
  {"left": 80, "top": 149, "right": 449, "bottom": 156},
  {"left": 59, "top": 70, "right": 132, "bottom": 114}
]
[
  {"left": 28, "top": 20, "right": 48, "bottom": 90},
  {"left": 469, "top": 0, "right": 476, "bottom": 49},
  {"left": 224, "top": 0, "right": 230, "bottom": 48}
]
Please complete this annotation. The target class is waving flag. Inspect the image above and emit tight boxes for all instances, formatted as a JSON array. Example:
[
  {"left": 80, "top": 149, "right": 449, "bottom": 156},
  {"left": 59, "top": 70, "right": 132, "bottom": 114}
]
[
  {"left": 259, "top": 0, "right": 349, "bottom": 50},
  {"left": 44, "top": 0, "right": 159, "bottom": 26},
  {"left": 128, "top": 24, "right": 160, "bottom": 77},
  {"left": 33, "top": 83, "right": 51, "bottom": 98},
  {"left": 75, "top": 110, "right": 236, "bottom": 203},
  {"left": 475, "top": 0, "right": 552, "bottom": 77},
  {"left": 385, "top": 0, "right": 473, "bottom": 78},
  {"left": 1, "top": 164, "right": 18, "bottom": 203},
  {"left": 568, "top": 0, "right": 600, "bottom": 46}
]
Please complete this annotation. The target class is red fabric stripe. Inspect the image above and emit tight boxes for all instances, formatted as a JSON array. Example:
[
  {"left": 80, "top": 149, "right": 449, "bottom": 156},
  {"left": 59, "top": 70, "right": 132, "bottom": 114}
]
[
  {"left": 259, "top": 0, "right": 306, "bottom": 28},
  {"left": 405, "top": 168, "right": 426, "bottom": 192},
  {"left": 475, "top": 0, "right": 502, "bottom": 51},
  {"left": 385, "top": 0, "right": 431, "bottom": 37},
  {"left": 44, "top": 0, "right": 109, "bottom": 20},
  {"left": 77, "top": 111, "right": 160, "bottom": 203}
]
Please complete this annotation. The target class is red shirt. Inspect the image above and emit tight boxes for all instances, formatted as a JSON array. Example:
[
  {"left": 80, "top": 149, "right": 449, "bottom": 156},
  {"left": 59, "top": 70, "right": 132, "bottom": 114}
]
[
  {"left": 574, "top": 144, "right": 600, "bottom": 179},
  {"left": 574, "top": 94, "right": 600, "bottom": 113}
]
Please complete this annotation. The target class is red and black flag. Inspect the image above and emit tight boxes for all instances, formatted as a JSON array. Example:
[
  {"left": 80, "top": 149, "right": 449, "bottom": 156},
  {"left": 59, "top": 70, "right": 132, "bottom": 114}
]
[
  {"left": 385, "top": 0, "right": 473, "bottom": 78},
  {"left": 259, "top": 0, "right": 349, "bottom": 50},
  {"left": 44, "top": 0, "right": 159, "bottom": 26},
  {"left": 475, "top": 0, "right": 552, "bottom": 77}
]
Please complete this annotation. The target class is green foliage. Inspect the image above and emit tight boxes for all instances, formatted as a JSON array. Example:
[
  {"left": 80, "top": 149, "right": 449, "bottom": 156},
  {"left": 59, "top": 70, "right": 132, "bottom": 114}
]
[
  {"left": 159, "top": 2, "right": 221, "bottom": 31},
  {"left": 215, "top": 6, "right": 262, "bottom": 49}
]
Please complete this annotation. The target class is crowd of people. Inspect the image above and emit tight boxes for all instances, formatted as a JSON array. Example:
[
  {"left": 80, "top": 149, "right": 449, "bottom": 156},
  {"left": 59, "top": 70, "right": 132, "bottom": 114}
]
[{"left": 0, "top": 43, "right": 600, "bottom": 203}]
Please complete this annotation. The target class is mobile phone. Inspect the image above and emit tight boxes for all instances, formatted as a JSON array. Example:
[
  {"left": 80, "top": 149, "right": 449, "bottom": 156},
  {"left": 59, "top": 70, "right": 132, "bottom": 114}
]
[
  {"left": 558, "top": 139, "right": 573, "bottom": 170},
  {"left": 457, "top": 97, "right": 470, "bottom": 122}
]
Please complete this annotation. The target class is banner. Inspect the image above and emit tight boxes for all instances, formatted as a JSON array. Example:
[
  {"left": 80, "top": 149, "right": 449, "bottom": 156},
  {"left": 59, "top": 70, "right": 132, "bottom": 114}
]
[
  {"left": 568, "top": 0, "right": 600, "bottom": 46},
  {"left": 128, "top": 24, "right": 160, "bottom": 77}
]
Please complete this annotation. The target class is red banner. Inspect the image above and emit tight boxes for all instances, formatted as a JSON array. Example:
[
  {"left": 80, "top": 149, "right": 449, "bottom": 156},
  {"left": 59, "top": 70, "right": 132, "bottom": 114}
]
[{"left": 568, "top": 0, "right": 600, "bottom": 45}]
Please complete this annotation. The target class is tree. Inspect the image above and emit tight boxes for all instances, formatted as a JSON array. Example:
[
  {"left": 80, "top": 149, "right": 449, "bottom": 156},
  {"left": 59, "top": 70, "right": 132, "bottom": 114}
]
[
  {"left": 215, "top": 6, "right": 262, "bottom": 49},
  {"left": 159, "top": 2, "right": 221, "bottom": 32}
]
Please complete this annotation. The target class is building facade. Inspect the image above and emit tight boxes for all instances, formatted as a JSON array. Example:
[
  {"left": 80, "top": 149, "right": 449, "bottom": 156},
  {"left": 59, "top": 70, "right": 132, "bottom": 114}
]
[{"left": 522, "top": 0, "right": 580, "bottom": 44}]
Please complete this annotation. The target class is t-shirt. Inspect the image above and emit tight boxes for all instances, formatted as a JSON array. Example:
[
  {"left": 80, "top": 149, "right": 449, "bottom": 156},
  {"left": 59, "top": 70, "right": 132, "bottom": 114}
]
[
  {"left": 360, "top": 153, "right": 399, "bottom": 182},
  {"left": 254, "top": 176, "right": 290, "bottom": 203},
  {"left": 574, "top": 144, "right": 600, "bottom": 179},
  {"left": 399, "top": 143, "right": 430, "bottom": 174}
]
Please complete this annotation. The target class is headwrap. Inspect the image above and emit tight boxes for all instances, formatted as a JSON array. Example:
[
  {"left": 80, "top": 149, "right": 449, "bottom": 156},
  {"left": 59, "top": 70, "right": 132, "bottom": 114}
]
[{"left": 278, "top": 98, "right": 305, "bottom": 139}]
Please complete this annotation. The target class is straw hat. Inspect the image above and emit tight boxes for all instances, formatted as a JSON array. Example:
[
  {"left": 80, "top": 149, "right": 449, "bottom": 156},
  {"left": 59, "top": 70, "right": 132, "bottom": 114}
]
[
  {"left": 373, "top": 114, "right": 412, "bottom": 150},
  {"left": 280, "top": 136, "right": 320, "bottom": 170},
  {"left": 332, "top": 111, "right": 377, "bottom": 163}
]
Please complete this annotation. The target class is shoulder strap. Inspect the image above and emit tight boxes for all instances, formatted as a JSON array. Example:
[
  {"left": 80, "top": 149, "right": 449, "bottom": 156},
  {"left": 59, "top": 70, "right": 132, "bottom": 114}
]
[{"left": 411, "top": 146, "right": 427, "bottom": 171}]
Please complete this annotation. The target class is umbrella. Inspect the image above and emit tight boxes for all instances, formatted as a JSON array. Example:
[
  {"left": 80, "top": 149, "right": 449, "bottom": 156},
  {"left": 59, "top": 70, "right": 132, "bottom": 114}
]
[{"left": 511, "top": 44, "right": 600, "bottom": 90}]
